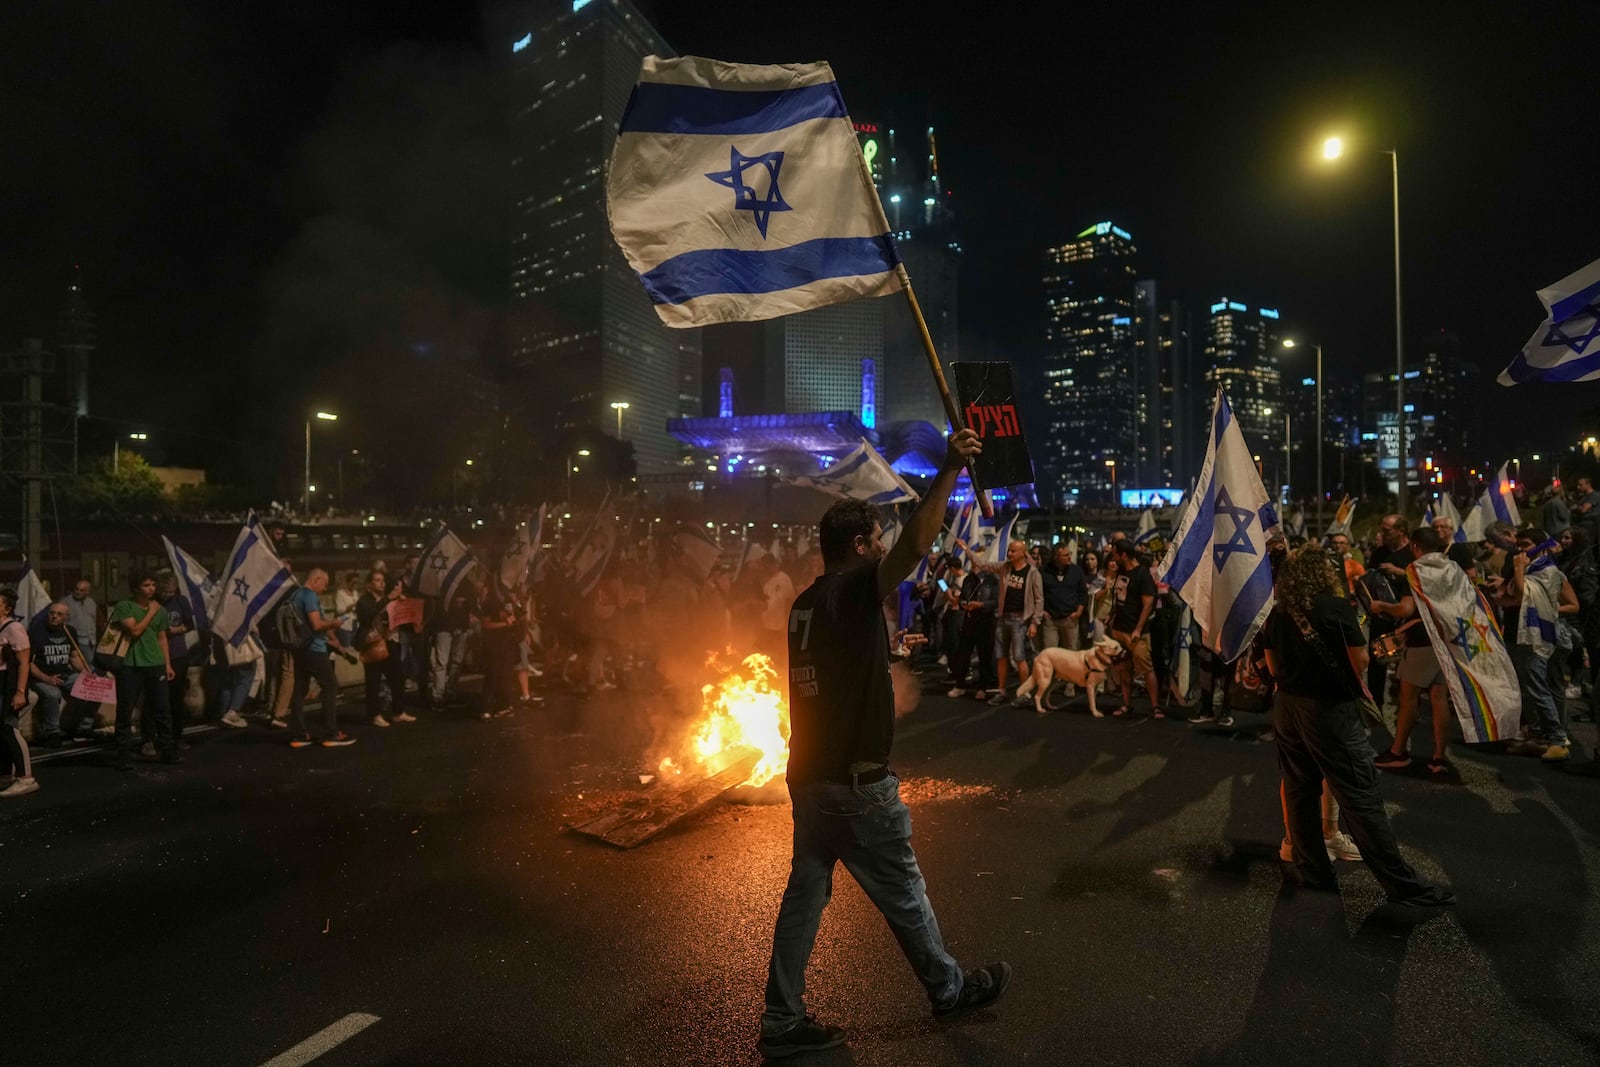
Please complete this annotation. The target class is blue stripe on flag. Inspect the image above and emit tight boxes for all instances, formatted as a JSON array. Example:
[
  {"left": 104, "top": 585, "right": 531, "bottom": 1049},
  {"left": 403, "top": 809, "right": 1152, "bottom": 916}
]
[
  {"left": 1491, "top": 476, "right": 1515, "bottom": 524},
  {"left": 618, "top": 81, "right": 846, "bottom": 136},
  {"left": 638, "top": 236, "right": 900, "bottom": 306},
  {"left": 1526, "top": 607, "right": 1557, "bottom": 643},
  {"left": 1164, "top": 400, "right": 1232, "bottom": 593},
  {"left": 1217, "top": 558, "right": 1275, "bottom": 659},
  {"left": 441, "top": 555, "right": 474, "bottom": 604},
  {"left": 1502, "top": 345, "right": 1600, "bottom": 384},
  {"left": 227, "top": 569, "right": 292, "bottom": 647},
  {"left": 412, "top": 526, "right": 446, "bottom": 590},
  {"left": 1548, "top": 277, "right": 1600, "bottom": 323}
]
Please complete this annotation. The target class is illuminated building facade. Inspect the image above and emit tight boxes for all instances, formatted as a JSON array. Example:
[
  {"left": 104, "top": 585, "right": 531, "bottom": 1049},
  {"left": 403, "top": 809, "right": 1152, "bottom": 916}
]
[
  {"left": 1361, "top": 333, "right": 1476, "bottom": 493},
  {"left": 1133, "top": 281, "right": 1195, "bottom": 488},
  {"left": 1203, "top": 299, "right": 1282, "bottom": 466},
  {"left": 1042, "top": 223, "right": 1139, "bottom": 500},
  {"left": 506, "top": 0, "right": 700, "bottom": 473}
]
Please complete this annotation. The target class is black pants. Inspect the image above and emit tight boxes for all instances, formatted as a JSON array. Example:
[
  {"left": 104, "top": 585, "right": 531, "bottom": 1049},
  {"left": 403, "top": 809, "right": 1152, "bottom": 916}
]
[
  {"left": 1272, "top": 692, "right": 1429, "bottom": 901},
  {"left": 290, "top": 649, "right": 339, "bottom": 738},
  {"left": 951, "top": 614, "right": 996, "bottom": 689},
  {"left": 116, "top": 665, "right": 172, "bottom": 756},
  {"left": 364, "top": 644, "right": 406, "bottom": 718},
  {"left": 145, "top": 659, "right": 191, "bottom": 743},
  {"left": 1197, "top": 645, "right": 1231, "bottom": 712},
  {"left": 480, "top": 640, "right": 519, "bottom": 714}
]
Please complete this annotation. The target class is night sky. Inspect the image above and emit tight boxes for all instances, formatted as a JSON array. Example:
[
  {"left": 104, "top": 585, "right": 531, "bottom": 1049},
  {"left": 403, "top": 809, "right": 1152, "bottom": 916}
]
[{"left": 5, "top": 0, "right": 1599, "bottom": 491}]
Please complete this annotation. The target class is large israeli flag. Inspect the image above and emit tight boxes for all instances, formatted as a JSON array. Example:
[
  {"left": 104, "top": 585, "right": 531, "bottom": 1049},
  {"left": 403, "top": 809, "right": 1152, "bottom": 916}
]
[
  {"left": 16, "top": 562, "right": 50, "bottom": 624},
  {"left": 1499, "top": 256, "right": 1600, "bottom": 384},
  {"left": 1156, "top": 391, "right": 1277, "bottom": 662},
  {"left": 410, "top": 524, "right": 476, "bottom": 603},
  {"left": 213, "top": 515, "right": 296, "bottom": 648},
  {"left": 162, "top": 536, "right": 219, "bottom": 630},
  {"left": 499, "top": 506, "right": 545, "bottom": 593},
  {"left": 982, "top": 511, "right": 1020, "bottom": 565},
  {"left": 608, "top": 56, "right": 902, "bottom": 328}
]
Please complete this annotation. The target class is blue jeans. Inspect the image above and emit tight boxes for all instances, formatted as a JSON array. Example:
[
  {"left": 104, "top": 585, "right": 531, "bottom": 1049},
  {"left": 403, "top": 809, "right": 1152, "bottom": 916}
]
[
  {"left": 1510, "top": 644, "right": 1567, "bottom": 742},
  {"left": 29, "top": 673, "right": 81, "bottom": 734},
  {"left": 761, "top": 773, "right": 962, "bottom": 1036},
  {"left": 218, "top": 663, "right": 256, "bottom": 714}
]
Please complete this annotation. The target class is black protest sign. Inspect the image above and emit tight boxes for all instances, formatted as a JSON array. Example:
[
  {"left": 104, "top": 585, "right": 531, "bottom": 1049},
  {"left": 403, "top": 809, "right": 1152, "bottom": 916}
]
[{"left": 952, "top": 362, "right": 1035, "bottom": 489}]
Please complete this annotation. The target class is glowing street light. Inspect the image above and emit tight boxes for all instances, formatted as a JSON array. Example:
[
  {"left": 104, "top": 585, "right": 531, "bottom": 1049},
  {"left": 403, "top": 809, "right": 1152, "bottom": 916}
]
[
  {"left": 1322, "top": 136, "right": 1344, "bottom": 160},
  {"left": 610, "top": 400, "right": 631, "bottom": 438},
  {"left": 1283, "top": 337, "right": 1326, "bottom": 530},
  {"left": 305, "top": 410, "right": 338, "bottom": 516}
]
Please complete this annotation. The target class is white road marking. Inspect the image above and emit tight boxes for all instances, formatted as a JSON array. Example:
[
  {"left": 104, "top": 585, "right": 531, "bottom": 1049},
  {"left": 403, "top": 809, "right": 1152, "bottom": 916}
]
[{"left": 260, "top": 1013, "right": 380, "bottom": 1067}]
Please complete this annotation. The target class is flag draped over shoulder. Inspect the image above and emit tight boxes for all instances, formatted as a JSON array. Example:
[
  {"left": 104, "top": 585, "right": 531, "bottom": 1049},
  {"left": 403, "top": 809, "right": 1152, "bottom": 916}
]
[
  {"left": 410, "top": 524, "right": 476, "bottom": 603},
  {"left": 608, "top": 56, "right": 901, "bottom": 328},
  {"left": 1499, "top": 255, "right": 1600, "bottom": 385},
  {"left": 789, "top": 439, "right": 918, "bottom": 505},
  {"left": 1407, "top": 553, "right": 1521, "bottom": 742},
  {"left": 213, "top": 515, "right": 296, "bottom": 648},
  {"left": 1156, "top": 391, "right": 1277, "bottom": 661}
]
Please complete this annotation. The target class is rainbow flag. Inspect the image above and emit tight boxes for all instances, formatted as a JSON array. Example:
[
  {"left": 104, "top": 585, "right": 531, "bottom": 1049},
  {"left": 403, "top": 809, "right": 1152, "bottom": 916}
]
[{"left": 1407, "top": 553, "right": 1521, "bottom": 743}]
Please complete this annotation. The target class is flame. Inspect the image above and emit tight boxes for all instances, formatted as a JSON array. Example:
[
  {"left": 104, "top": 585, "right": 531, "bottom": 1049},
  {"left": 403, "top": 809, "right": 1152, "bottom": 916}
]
[{"left": 674, "top": 652, "right": 790, "bottom": 788}]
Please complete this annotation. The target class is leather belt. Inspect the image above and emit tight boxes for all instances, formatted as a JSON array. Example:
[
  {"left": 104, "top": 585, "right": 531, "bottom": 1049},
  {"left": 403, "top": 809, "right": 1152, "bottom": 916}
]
[{"left": 823, "top": 766, "right": 890, "bottom": 787}]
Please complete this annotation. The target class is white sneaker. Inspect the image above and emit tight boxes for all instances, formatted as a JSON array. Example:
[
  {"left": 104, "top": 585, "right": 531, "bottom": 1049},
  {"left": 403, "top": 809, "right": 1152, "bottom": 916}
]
[
  {"left": 371, "top": 715, "right": 391, "bottom": 728},
  {"left": 1563, "top": 684, "right": 1583, "bottom": 699},
  {"left": 1063, "top": 684, "right": 1077, "bottom": 698},
  {"left": 219, "top": 710, "right": 248, "bottom": 729},
  {"left": 1325, "top": 831, "right": 1362, "bottom": 862},
  {"left": 946, "top": 687, "right": 965, "bottom": 699},
  {"left": 0, "top": 776, "right": 40, "bottom": 798}
]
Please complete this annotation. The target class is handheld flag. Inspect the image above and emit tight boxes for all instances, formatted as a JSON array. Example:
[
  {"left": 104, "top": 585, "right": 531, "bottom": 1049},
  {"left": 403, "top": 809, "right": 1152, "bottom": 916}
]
[
  {"left": 673, "top": 528, "right": 723, "bottom": 583},
  {"left": 410, "top": 524, "right": 476, "bottom": 604},
  {"left": 1406, "top": 554, "right": 1521, "bottom": 741},
  {"left": 1134, "top": 509, "right": 1159, "bottom": 546},
  {"left": 1475, "top": 463, "right": 1522, "bottom": 529},
  {"left": 983, "top": 511, "right": 1020, "bottom": 565},
  {"left": 1156, "top": 391, "right": 1277, "bottom": 662},
  {"left": 570, "top": 514, "right": 619, "bottom": 596},
  {"left": 162, "top": 536, "right": 220, "bottom": 631},
  {"left": 1286, "top": 510, "right": 1307, "bottom": 540},
  {"left": 213, "top": 515, "right": 296, "bottom": 648},
  {"left": 789, "top": 439, "right": 918, "bottom": 505},
  {"left": 16, "top": 563, "right": 50, "bottom": 624},
  {"left": 608, "top": 56, "right": 901, "bottom": 328},
  {"left": 500, "top": 506, "right": 546, "bottom": 593},
  {"left": 1499, "top": 255, "right": 1600, "bottom": 385},
  {"left": 1326, "top": 495, "right": 1356, "bottom": 537}
]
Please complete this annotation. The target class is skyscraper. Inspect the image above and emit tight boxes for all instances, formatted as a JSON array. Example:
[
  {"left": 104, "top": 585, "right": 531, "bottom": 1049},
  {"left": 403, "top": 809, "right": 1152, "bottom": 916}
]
[
  {"left": 506, "top": 0, "right": 700, "bottom": 473},
  {"left": 1133, "top": 281, "right": 1195, "bottom": 489},
  {"left": 1041, "top": 223, "right": 1138, "bottom": 499},
  {"left": 1203, "top": 299, "right": 1282, "bottom": 466}
]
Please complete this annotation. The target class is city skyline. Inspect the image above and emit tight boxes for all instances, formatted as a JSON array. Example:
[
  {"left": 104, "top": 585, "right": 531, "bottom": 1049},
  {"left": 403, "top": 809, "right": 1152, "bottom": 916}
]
[{"left": 3, "top": 1, "right": 1598, "bottom": 495}]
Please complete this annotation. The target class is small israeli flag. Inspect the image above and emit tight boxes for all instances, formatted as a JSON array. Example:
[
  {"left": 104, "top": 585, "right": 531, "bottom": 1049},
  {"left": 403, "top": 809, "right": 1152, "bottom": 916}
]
[
  {"left": 1499, "top": 255, "right": 1600, "bottom": 384},
  {"left": 212, "top": 514, "right": 297, "bottom": 648},
  {"left": 790, "top": 439, "right": 918, "bottom": 505},
  {"left": 608, "top": 56, "right": 901, "bottom": 327},
  {"left": 1134, "top": 508, "right": 1159, "bottom": 545},
  {"left": 1472, "top": 462, "right": 1522, "bottom": 530},
  {"left": 1156, "top": 391, "right": 1277, "bottom": 662},
  {"left": 982, "top": 511, "right": 1020, "bottom": 565}
]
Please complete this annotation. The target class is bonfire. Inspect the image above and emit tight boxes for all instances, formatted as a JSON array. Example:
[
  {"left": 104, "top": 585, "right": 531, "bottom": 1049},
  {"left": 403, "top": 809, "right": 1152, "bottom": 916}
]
[{"left": 660, "top": 652, "right": 790, "bottom": 788}]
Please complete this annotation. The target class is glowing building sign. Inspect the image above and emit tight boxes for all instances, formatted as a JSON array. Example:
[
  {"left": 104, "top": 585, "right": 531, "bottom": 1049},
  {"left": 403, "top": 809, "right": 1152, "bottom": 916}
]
[
  {"left": 861, "top": 139, "right": 878, "bottom": 168},
  {"left": 852, "top": 122, "right": 880, "bottom": 134},
  {"left": 1259, "top": 307, "right": 1279, "bottom": 319},
  {"left": 512, "top": 33, "right": 531, "bottom": 52},
  {"left": 1075, "top": 221, "right": 1132, "bottom": 240},
  {"left": 572, "top": 0, "right": 592, "bottom": 10}
]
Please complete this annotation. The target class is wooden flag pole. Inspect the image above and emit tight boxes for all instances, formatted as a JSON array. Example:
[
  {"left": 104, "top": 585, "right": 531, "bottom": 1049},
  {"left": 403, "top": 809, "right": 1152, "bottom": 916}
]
[{"left": 850, "top": 143, "right": 993, "bottom": 516}]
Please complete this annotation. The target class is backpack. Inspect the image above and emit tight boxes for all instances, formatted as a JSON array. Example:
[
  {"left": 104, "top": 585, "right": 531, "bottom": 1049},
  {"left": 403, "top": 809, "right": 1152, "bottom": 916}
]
[{"left": 273, "top": 593, "right": 313, "bottom": 650}]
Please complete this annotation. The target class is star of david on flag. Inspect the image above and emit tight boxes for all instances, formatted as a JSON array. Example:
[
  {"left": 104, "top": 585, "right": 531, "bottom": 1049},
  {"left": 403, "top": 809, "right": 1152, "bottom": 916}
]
[
  {"left": 410, "top": 523, "right": 476, "bottom": 604},
  {"left": 1500, "top": 255, "right": 1600, "bottom": 385},
  {"left": 1156, "top": 390, "right": 1276, "bottom": 662},
  {"left": 608, "top": 55, "right": 902, "bottom": 327},
  {"left": 1406, "top": 552, "right": 1521, "bottom": 742},
  {"left": 211, "top": 512, "right": 296, "bottom": 648}
]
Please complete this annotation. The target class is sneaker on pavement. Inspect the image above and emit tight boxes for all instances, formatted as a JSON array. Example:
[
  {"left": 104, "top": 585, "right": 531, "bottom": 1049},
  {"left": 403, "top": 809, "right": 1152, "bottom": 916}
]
[
  {"left": 0, "top": 776, "right": 40, "bottom": 798},
  {"left": 371, "top": 715, "right": 391, "bottom": 728},
  {"left": 1563, "top": 684, "right": 1583, "bottom": 699},
  {"left": 1325, "top": 831, "right": 1362, "bottom": 862},
  {"left": 1188, "top": 711, "right": 1218, "bottom": 725},
  {"left": 321, "top": 733, "right": 357, "bottom": 748},
  {"left": 219, "top": 710, "right": 248, "bottom": 729},
  {"left": 269, "top": 716, "right": 289, "bottom": 730},
  {"left": 288, "top": 733, "right": 317, "bottom": 748},
  {"left": 138, "top": 741, "right": 157, "bottom": 758},
  {"left": 1063, "top": 684, "right": 1077, "bottom": 698},
  {"left": 934, "top": 962, "right": 1013, "bottom": 1019},
  {"left": 1374, "top": 750, "right": 1412, "bottom": 770},
  {"left": 393, "top": 712, "right": 417, "bottom": 723},
  {"left": 946, "top": 687, "right": 966, "bottom": 699},
  {"left": 1541, "top": 743, "right": 1571, "bottom": 762},
  {"left": 1217, "top": 715, "right": 1236, "bottom": 729},
  {"left": 756, "top": 1015, "right": 846, "bottom": 1059},
  {"left": 986, "top": 692, "right": 1009, "bottom": 706}
]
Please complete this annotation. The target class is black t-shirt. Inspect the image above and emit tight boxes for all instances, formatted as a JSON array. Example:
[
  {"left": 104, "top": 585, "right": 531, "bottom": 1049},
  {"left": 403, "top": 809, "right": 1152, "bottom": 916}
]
[
  {"left": 1001, "top": 564, "right": 1031, "bottom": 616},
  {"left": 28, "top": 623, "right": 74, "bottom": 675},
  {"left": 1111, "top": 564, "right": 1157, "bottom": 633},
  {"left": 1262, "top": 595, "right": 1367, "bottom": 701},
  {"left": 785, "top": 563, "right": 894, "bottom": 786}
]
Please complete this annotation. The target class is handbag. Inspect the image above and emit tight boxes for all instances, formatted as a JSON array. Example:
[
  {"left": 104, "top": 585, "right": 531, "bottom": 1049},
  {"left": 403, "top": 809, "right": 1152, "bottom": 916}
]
[
  {"left": 94, "top": 621, "right": 132, "bottom": 672},
  {"left": 1285, "top": 603, "right": 1385, "bottom": 729},
  {"left": 358, "top": 626, "right": 390, "bottom": 664}
]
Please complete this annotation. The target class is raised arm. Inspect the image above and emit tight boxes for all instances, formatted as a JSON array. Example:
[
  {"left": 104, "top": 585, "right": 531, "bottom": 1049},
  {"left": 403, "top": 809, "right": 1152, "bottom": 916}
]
[{"left": 877, "top": 429, "right": 981, "bottom": 600}]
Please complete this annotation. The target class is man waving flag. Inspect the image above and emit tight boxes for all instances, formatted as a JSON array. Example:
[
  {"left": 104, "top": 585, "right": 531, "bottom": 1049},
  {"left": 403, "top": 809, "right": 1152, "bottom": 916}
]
[
  {"left": 1156, "top": 391, "right": 1277, "bottom": 662},
  {"left": 608, "top": 56, "right": 901, "bottom": 327}
]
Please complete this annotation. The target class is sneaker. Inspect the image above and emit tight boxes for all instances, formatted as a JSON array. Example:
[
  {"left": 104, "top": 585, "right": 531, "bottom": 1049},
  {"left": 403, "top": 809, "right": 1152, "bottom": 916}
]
[
  {"left": 269, "top": 716, "right": 289, "bottom": 730},
  {"left": 289, "top": 733, "right": 317, "bottom": 748},
  {"left": 0, "top": 776, "right": 40, "bottom": 798},
  {"left": 934, "top": 962, "right": 1013, "bottom": 1019},
  {"left": 946, "top": 687, "right": 966, "bottom": 699},
  {"left": 1563, "top": 684, "right": 1583, "bottom": 700},
  {"left": 756, "top": 1015, "right": 846, "bottom": 1059},
  {"left": 371, "top": 715, "right": 391, "bottom": 728},
  {"left": 393, "top": 712, "right": 417, "bottom": 723},
  {"left": 321, "top": 733, "right": 357, "bottom": 748},
  {"left": 1217, "top": 715, "right": 1235, "bottom": 729},
  {"left": 1373, "top": 750, "right": 1412, "bottom": 770},
  {"left": 1063, "top": 684, "right": 1077, "bottom": 698},
  {"left": 139, "top": 741, "right": 157, "bottom": 758},
  {"left": 1324, "top": 831, "right": 1362, "bottom": 862},
  {"left": 1541, "top": 743, "right": 1571, "bottom": 762},
  {"left": 1187, "top": 711, "right": 1218, "bottom": 725},
  {"left": 219, "top": 710, "right": 248, "bottom": 729},
  {"left": 986, "top": 692, "right": 1009, "bottom": 706}
]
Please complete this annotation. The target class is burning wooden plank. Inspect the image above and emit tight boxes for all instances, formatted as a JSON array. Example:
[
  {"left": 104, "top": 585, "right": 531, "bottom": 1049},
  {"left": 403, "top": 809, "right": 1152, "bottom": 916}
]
[{"left": 567, "top": 745, "right": 761, "bottom": 849}]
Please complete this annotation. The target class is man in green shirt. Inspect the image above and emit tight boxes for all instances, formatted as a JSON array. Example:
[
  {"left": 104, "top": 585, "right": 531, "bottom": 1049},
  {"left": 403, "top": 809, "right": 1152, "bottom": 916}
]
[{"left": 111, "top": 572, "right": 177, "bottom": 769}]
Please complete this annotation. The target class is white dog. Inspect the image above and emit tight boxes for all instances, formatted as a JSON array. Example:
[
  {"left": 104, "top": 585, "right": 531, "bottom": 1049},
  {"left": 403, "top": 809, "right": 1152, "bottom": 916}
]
[{"left": 1014, "top": 637, "right": 1127, "bottom": 716}]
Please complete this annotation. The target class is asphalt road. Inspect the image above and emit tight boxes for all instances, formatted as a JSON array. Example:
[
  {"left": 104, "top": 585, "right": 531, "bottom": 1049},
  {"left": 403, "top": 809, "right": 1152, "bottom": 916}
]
[{"left": 7, "top": 673, "right": 1599, "bottom": 1067}]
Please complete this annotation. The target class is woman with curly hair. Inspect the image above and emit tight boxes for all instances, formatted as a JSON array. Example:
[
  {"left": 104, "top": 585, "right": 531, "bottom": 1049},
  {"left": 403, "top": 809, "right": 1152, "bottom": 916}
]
[{"left": 1260, "top": 544, "right": 1455, "bottom": 907}]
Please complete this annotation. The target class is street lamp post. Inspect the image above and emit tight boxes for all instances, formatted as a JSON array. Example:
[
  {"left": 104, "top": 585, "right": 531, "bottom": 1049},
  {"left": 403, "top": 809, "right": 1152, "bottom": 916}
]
[
  {"left": 1264, "top": 408, "right": 1291, "bottom": 504},
  {"left": 1322, "top": 136, "right": 1406, "bottom": 515},
  {"left": 305, "top": 411, "right": 338, "bottom": 517},
  {"left": 1283, "top": 338, "right": 1324, "bottom": 531},
  {"left": 1104, "top": 457, "right": 1117, "bottom": 497},
  {"left": 610, "top": 401, "right": 630, "bottom": 440}
]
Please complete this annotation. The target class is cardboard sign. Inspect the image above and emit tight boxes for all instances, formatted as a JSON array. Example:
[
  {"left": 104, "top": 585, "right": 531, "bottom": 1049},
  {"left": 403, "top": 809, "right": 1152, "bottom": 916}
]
[
  {"left": 385, "top": 597, "right": 425, "bottom": 631},
  {"left": 953, "top": 362, "right": 1036, "bottom": 489},
  {"left": 71, "top": 672, "right": 118, "bottom": 704}
]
